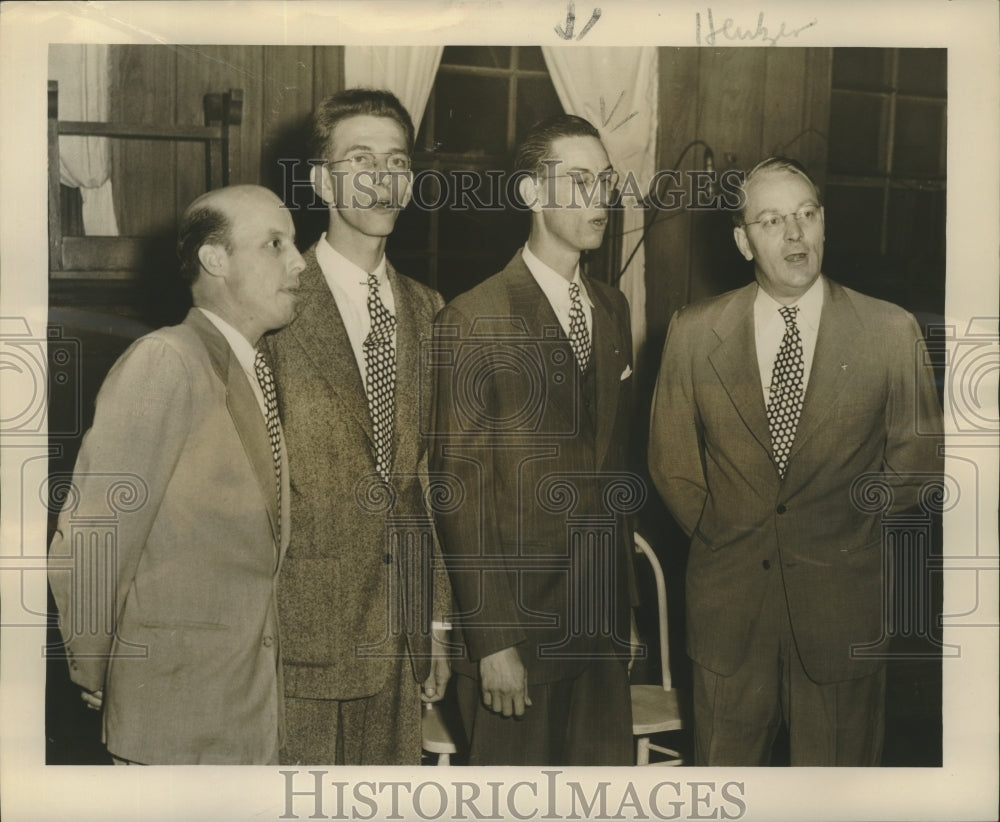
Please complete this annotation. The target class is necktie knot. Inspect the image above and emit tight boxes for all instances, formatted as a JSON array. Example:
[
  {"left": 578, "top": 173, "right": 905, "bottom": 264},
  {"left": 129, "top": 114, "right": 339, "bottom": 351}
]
[
  {"left": 779, "top": 304, "right": 799, "bottom": 328},
  {"left": 365, "top": 272, "right": 396, "bottom": 348}
]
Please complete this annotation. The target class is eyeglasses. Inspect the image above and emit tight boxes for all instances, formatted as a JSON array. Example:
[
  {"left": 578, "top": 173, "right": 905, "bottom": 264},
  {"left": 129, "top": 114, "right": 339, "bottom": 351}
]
[
  {"left": 328, "top": 151, "right": 412, "bottom": 172},
  {"left": 743, "top": 205, "right": 821, "bottom": 233},
  {"left": 545, "top": 169, "right": 620, "bottom": 190}
]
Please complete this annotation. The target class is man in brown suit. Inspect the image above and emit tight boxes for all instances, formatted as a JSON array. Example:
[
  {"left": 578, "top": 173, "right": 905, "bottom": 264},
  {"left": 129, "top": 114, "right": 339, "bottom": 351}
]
[
  {"left": 48, "top": 185, "right": 304, "bottom": 764},
  {"left": 648, "top": 157, "right": 943, "bottom": 765},
  {"left": 263, "top": 88, "right": 450, "bottom": 766},
  {"left": 430, "top": 114, "right": 638, "bottom": 765}
]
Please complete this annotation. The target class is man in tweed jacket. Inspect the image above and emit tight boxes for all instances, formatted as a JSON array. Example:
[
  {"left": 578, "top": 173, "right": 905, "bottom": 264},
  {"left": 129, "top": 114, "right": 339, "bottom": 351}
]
[{"left": 263, "top": 89, "right": 451, "bottom": 766}]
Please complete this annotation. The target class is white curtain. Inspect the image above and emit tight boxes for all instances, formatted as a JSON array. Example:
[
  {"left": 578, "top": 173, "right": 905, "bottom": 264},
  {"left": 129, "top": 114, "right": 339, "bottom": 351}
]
[
  {"left": 541, "top": 47, "right": 658, "bottom": 367},
  {"left": 344, "top": 47, "right": 444, "bottom": 135},
  {"left": 48, "top": 44, "right": 119, "bottom": 236}
]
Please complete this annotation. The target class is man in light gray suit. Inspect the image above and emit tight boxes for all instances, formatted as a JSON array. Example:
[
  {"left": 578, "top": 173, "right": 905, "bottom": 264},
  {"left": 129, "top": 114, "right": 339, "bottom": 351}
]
[
  {"left": 263, "top": 88, "right": 451, "bottom": 766},
  {"left": 49, "top": 185, "right": 304, "bottom": 764},
  {"left": 648, "top": 157, "right": 942, "bottom": 766}
]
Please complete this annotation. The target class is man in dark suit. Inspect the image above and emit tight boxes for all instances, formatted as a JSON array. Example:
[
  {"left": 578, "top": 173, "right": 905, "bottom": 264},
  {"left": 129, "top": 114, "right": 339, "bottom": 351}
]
[
  {"left": 430, "top": 114, "right": 639, "bottom": 765},
  {"left": 48, "top": 185, "right": 304, "bottom": 764},
  {"left": 262, "top": 88, "right": 451, "bottom": 766},
  {"left": 648, "top": 157, "right": 943, "bottom": 766}
]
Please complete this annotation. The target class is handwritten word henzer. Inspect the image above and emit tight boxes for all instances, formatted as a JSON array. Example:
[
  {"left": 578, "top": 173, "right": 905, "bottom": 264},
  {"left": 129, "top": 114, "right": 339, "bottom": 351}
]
[
  {"left": 695, "top": 8, "right": 817, "bottom": 47},
  {"left": 555, "top": 2, "right": 602, "bottom": 41}
]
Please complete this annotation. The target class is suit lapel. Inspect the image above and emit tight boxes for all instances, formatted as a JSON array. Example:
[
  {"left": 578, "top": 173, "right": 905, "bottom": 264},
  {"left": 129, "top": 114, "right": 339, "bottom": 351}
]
[
  {"left": 504, "top": 255, "right": 579, "bottom": 433},
  {"left": 788, "top": 278, "right": 862, "bottom": 461},
  {"left": 589, "top": 282, "right": 622, "bottom": 468},
  {"left": 288, "top": 245, "right": 374, "bottom": 446},
  {"left": 186, "top": 309, "right": 281, "bottom": 547},
  {"left": 707, "top": 284, "right": 772, "bottom": 457}
]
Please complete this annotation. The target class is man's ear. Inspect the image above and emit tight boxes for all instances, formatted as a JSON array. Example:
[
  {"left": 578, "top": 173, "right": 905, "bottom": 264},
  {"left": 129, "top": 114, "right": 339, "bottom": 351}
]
[
  {"left": 733, "top": 225, "right": 754, "bottom": 261},
  {"left": 197, "top": 244, "right": 228, "bottom": 278},
  {"left": 311, "top": 163, "right": 336, "bottom": 207},
  {"left": 518, "top": 174, "right": 542, "bottom": 213}
]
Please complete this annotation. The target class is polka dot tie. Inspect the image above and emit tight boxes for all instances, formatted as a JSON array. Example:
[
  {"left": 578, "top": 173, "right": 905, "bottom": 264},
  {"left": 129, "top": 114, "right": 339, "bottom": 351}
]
[
  {"left": 568, "top": 282, "right": 591, "bottom": 372},
  {"left": 254, "top": 350, "right": 282, "bottom": 536},
  {"left": 363, "top": 272, "right": 396, "bottom": 480},
  {"left": 767, "top": 305, "right": 804, "bottom": 479}
]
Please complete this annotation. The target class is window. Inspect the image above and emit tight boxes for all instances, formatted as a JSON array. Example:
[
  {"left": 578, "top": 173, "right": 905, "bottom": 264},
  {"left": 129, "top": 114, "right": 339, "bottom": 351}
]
[
  {"left": 824, "top": 48, "right": 946, "bottom": 316},
  {"left": 387, "top": 46, "right": 563, "bottom": 301}
]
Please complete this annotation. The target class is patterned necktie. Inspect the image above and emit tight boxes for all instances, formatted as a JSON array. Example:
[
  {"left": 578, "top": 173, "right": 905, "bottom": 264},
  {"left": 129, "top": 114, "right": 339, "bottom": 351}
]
[
  {"left": 568, "top": 281, "right": 591, "bottom": 372},
  {"left": 254, "top": 350, "right": 282, "bottom": 535},
  {"left": 363, "top": 271, "right": 396, "bottom": 480},
  {"left": 767, "top": 305, "right": 805, "bottom": 479}
]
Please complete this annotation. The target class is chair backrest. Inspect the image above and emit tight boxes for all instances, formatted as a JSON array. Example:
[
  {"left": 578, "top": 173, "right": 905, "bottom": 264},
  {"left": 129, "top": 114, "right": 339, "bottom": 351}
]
[
  {"left": 634, "top": 533, "right": 672, "bottom": 691},
  {"left": 48, "top": 80, "right": 244, "bottom": 278}
]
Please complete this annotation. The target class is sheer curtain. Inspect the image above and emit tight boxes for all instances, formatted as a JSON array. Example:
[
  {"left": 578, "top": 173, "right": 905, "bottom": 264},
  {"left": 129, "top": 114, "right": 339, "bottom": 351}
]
[
  {"left": 344, "top": 47, "right": 443, "bottom": 133},
  {"left": 48, "top": 44, "right": 119, "bottom": 236},
  {"left": 541, "top": 47, "right": 658, "bottom": 367}
]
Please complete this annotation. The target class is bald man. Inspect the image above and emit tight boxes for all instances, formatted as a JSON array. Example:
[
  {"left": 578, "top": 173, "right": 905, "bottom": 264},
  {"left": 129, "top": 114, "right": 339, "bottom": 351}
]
[{"left": 48, "top": 185, "right": 306, "bottom": 764}]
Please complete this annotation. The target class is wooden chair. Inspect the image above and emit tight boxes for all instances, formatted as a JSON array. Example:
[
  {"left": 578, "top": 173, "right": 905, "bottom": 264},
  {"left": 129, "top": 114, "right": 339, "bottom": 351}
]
[
  {"left": 631, "top": 533, "right": 684, "bottom": 765},
  {"left": 47, "top": 80, "right": 243, "bottom": 280},
  {"left": 421, "top": 701, "right": 458, "bottom": 765}
]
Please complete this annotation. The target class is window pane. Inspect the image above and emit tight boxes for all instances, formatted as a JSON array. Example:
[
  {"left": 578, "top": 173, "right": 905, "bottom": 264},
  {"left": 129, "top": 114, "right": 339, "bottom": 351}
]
[
  {"left": 832, "top": 48, "right": 891, "bottom": 91},
  {"left": 886, "top": 187, "right": 945, "bottom": 267},
  {"left": 893, "top": 100, "right": 945, "bottom": 177},
  {"left": 897, "top": 49, "right": 946, "bottom": 97},
  {"left": 515, "top": 76, "right": 564, "bottom": 148},
  {"left": 441, "top": 46, "right": 511, "bottom": 69},
  {"left": 517, "top": 46, "right": 548, "bottom": 71},
  {"left": 433, "top": 73, "right": 508, "bottom": 155},
  {"left": 829, "top": 92, "right": 886, "bottom": 175},
  {"left": 824, "top": 184, "right": 884, "bottom": 255}
]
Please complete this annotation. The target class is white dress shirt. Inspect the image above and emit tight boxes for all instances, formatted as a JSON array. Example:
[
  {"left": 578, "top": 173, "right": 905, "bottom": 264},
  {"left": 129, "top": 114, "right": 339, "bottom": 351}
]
[
  {"left": 315, "top": 233, "right": 396, "bottom": 382},
  {"left": 521, "top": 243, "right": 593, "bottom": 340},
  {"left": 753, "top": 275, "right": 824, "bottom": 405}
]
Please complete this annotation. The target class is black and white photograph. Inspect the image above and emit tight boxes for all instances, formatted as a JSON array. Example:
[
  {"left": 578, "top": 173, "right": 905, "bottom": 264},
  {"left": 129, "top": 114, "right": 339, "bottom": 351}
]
[{"left": 1, "top": 1, "right": 997, "bottom": 820}]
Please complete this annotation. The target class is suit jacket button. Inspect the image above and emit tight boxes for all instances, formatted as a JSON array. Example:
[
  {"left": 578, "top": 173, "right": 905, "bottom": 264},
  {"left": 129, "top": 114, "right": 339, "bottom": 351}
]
[
  {"left": 762, "top": 559, "right": 771, "bottom": 570},
  {"left": 262, "top": 635, "right": 274, "bottom": 647},
  {"left": 776, "top": 504, "right": 787, "bottom": 515}
]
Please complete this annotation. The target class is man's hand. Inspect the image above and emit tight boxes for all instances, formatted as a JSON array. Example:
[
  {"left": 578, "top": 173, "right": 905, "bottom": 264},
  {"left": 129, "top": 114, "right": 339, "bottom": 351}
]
[
  {"left": 479, "top": 646, "right": 531, "bottom": 717},
  {"left": 81, "top": 688, "right": 103, "bottom": 711},
  {"left": 421, "top": 628, "right": 452, "bottom": 703}
]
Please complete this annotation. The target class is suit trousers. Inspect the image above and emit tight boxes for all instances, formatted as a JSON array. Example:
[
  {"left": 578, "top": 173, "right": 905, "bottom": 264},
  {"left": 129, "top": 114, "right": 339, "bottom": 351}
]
[
  {"left": 279, "top": 641, "right": 421, "bottom": 766},
  {"left": 455, "top": 656, "right": 633, "bottom": 766},
  {"left": 692, "top": 568, "right": 885, "bottom": 766}
]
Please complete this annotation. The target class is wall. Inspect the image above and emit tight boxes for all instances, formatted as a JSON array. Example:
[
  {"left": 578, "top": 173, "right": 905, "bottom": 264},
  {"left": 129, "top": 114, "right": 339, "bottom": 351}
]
[
  {"left": 642, "top": 48, "right": 832, "bottom": 376},
  {"left": 110, "top": 44, "right": 344, "bottom": 238}
]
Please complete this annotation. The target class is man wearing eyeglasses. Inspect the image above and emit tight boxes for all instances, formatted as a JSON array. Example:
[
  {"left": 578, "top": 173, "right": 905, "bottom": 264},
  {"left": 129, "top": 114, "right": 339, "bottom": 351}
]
[
  {"left": 648, "top": 156, "right": 942, "bottom": 765},
  {"left": 430, "top": 114, "right": 638, "bottom": 765},
  {"left": 261, "top": 88, "right": 451, "bottom": 766}
]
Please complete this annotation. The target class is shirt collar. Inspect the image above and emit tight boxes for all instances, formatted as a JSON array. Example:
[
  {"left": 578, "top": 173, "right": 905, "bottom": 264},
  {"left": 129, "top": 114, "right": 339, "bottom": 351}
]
[
  {"left": 754, "top": 274, "right": 824, "bottom": 332},
  {"left": 196, "top": 307, "right": 258, "bottom": 374},
  {"left": 521, "top": 244, "right": 593, "bottom": 307},
  {"left": 316, "top": 232, "right": 387, "bottom": 287}
]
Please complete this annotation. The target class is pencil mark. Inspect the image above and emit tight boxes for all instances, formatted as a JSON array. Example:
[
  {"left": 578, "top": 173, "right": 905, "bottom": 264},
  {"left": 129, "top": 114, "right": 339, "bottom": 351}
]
[{"left": 555, "top": 3, "right": 602, "bottom": 41}]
